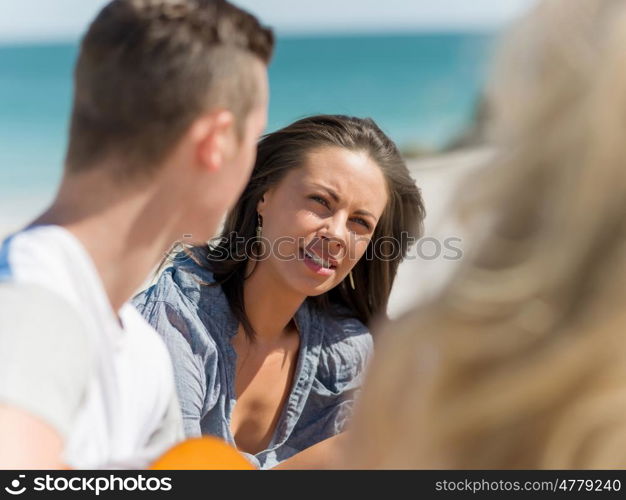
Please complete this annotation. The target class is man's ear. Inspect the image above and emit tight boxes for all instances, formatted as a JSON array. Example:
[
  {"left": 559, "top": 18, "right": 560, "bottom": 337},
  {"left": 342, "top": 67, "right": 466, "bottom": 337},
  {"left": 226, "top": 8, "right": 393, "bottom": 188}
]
[{"left": 193, "top": 109, "right": 236, "bottom": 173}]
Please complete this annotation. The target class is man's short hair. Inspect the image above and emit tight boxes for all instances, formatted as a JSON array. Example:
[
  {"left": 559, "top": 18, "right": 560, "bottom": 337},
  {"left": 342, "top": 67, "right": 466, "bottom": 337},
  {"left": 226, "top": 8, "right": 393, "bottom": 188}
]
[{"left": 65, "top": 0, "right": 274, "bottom": 179}]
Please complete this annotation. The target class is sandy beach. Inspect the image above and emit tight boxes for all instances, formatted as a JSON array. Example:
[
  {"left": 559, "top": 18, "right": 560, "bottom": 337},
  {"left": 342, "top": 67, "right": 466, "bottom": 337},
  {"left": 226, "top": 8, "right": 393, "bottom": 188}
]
[
  {"left": 388, "top": 147, "right": 492, "bottom": 318},
  {"left": 0, "top": 191, "right": 55, "bottom": 240}
]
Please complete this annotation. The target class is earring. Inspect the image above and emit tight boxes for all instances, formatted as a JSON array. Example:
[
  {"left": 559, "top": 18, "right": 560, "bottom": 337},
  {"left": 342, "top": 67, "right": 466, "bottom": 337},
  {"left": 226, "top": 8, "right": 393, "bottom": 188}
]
[
  {"left": 256, "top": 213, "right": 262, "bottom": 240},
  {"left": 348, "top": 270, "right": 356, "bottom": 290},
  {"left": 252, "top": 213, "right": 264, "bottom": 259}
]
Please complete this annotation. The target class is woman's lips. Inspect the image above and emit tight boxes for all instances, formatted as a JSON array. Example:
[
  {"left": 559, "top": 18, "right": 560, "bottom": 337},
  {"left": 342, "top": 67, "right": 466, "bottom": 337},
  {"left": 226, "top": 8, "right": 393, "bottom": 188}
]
[{"left": 300, "top": 247, "right": 337, "bottom": 277}]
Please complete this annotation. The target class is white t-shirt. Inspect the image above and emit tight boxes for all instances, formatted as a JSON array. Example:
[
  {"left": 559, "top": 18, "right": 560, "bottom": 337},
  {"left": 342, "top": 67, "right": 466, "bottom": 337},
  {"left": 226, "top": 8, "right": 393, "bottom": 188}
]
[{"left": 0, "top": 225, "right": 184, "bottom": 469}]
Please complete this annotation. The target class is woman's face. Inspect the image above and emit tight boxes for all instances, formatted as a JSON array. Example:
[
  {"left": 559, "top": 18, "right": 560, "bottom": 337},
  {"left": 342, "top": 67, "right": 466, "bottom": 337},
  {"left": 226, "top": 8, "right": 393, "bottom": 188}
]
[{"left": 256, "top": 146, "right": 389, "bottom": 296}]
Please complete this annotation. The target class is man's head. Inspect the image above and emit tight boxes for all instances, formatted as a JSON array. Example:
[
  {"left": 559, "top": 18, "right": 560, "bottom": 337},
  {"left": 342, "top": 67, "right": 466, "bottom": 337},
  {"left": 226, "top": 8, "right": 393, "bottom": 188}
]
[{"left": 64, "top": 0, "right": 273, "bottom": 237}]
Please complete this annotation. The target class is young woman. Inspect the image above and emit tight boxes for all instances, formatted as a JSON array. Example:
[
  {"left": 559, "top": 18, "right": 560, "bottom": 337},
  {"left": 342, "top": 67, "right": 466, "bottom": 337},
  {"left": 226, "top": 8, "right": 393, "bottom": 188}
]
[
  {"left": 344, "top": 0, "right": 626, "bottom": 469},
  {"left": 133, "top": 115, "right": 425, "bottom": 469}
]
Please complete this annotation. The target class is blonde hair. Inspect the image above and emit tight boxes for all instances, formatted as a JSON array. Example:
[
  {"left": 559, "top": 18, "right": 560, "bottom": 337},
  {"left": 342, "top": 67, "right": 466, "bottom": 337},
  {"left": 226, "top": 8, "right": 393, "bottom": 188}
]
[{"left": 346, "top": 0, "right": 626, "bottom": 469}]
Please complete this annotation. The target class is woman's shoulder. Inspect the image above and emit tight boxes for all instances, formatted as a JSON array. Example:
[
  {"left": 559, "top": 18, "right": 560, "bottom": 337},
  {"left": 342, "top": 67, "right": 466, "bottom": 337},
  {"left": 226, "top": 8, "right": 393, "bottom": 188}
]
[
  {"left": 320, "top": 303, "right": 372, "bottom": 344},
  {"left": 314, "top": 303, "right": 374, "bottom": 378},
  {"left": 132, "top": 249, "right": 226, "bottom": 321},
  {"left": 132, "top": 251, "right": 231, "bottom": 360}
]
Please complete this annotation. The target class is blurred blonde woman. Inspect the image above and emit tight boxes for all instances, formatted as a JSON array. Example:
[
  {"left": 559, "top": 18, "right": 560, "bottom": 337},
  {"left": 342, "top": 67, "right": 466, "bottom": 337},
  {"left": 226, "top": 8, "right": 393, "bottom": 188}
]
[{"left": 345, "top": 0, "right": 626, "bottom": 469}]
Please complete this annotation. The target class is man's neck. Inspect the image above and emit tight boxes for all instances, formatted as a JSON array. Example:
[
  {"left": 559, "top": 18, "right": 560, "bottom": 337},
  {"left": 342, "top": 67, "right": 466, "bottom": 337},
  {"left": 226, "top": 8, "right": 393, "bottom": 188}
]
[{"left": 32, "top": 171, "right": 182, "bottom": 312}]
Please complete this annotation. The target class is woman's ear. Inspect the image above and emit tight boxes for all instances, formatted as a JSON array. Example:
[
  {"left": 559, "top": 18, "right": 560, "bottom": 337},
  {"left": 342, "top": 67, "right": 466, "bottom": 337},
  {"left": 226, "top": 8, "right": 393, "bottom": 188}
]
[{"left": 256, "top": 193, "right": 268, "bottom": 216}]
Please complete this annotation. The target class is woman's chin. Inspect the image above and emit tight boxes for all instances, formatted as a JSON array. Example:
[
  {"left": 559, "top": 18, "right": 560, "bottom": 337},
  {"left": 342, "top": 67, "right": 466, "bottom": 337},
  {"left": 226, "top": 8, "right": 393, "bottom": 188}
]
[
  {"left": 285, "top": 274, "right": 336, "bottom": 298},
  {"left": 273, "top": 259, "right": 340, "bottom": 297}
]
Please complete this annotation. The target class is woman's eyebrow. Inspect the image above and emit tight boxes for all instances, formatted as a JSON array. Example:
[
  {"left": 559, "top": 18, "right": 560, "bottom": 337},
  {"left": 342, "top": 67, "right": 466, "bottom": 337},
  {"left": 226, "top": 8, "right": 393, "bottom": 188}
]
[
  {"left": 310, "top": 183, "right": 378, "bottom": 221},
  {"left": 311, "top": 182, "right": 340, "bottom": 203}
]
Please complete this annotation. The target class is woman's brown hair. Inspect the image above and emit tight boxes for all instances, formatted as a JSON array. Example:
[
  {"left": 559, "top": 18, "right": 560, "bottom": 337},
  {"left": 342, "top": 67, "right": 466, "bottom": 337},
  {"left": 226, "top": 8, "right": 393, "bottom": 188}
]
[{"left": 186, "top": 114, "right": 425, "bottom": 340}]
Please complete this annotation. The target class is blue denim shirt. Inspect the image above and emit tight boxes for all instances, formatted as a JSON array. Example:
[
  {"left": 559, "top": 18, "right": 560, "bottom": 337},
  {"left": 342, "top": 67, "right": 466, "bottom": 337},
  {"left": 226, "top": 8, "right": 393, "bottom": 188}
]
[{"left": 132, "top": 255, "right": 373, "bottom": 469}]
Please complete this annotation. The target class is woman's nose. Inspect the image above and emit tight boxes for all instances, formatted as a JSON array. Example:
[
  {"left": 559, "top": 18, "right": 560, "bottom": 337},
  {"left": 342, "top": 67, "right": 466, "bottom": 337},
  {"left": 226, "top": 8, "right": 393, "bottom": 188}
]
[{"left": 322, "top": 215, "right": 349, "bottom": 257}]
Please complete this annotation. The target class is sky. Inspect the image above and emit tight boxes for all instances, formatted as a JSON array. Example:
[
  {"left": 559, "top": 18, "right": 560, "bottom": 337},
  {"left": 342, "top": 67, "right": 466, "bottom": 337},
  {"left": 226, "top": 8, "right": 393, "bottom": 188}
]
[{"left": 0, "top": 0, "right": 538, "bottom": 44}]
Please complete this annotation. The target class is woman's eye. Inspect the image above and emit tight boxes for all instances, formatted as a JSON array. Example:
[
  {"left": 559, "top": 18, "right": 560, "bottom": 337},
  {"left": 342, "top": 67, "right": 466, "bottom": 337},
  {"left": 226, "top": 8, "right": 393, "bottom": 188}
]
[
  {"left": 352, "top": 218, "right": 371, "bottom": 230},
  {"left": 310, "top": 195, "right": 330, "bottom": 208},
  {"left": 309, "top": 195, "right": 371, "bottom": 230}
]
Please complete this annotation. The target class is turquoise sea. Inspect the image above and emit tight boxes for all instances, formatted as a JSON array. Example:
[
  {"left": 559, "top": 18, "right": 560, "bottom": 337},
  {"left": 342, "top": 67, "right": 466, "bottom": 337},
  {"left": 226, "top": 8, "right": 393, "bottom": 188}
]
[{"left": 0, "top": 33, "right": 494, "bottom": 202}]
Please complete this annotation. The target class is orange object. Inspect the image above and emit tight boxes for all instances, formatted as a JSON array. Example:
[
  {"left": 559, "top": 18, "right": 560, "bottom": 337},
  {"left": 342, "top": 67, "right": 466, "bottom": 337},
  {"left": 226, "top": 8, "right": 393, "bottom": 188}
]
[{"left": 150, "top": 437, "right": 255, "bottom": 470}]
